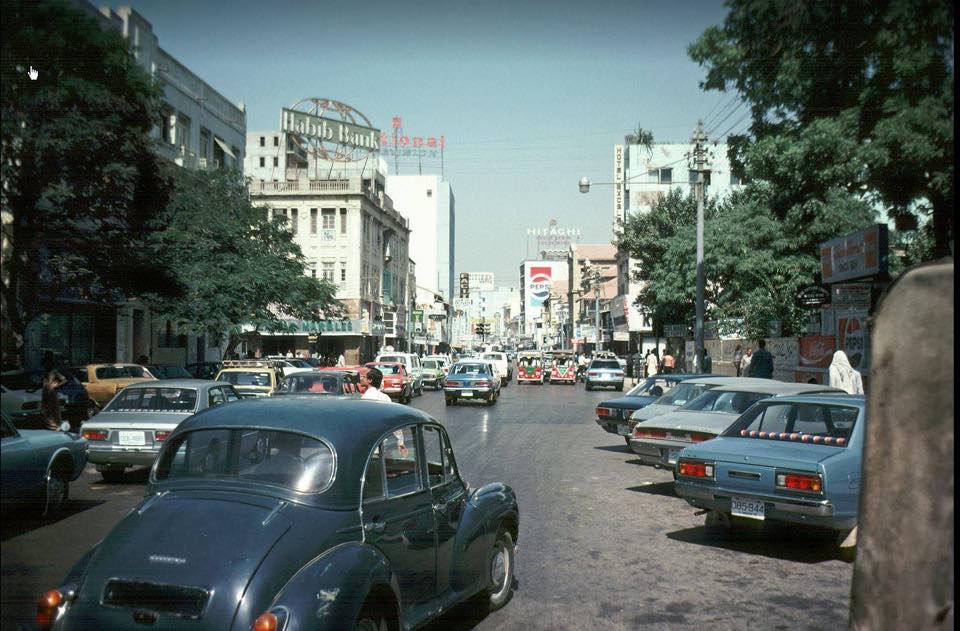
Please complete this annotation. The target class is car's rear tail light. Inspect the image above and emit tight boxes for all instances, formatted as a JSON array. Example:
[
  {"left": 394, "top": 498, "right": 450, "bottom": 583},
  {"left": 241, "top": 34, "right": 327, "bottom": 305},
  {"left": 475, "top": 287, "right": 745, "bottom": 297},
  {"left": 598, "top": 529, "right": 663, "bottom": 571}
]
[
  {"left": 36, "top": 589, "right": 64, "bottom": 629},
  {"left": 596, "top": 407, "right": 612, "bottom": 417},
  {"left": 475, "top": 380, "right": 490, "bottom": 387},
  {"left": 690, "top": 433, "right": 712, "bottom": 443},
  {"left": 154, "top": 431, "right": 171, "bottom": 442},
  {"left": 633, "top": 429, "right": 667, "bottom": 440},
  {"left": 81, "top": 429, "right": 108, "bottom": 441},
  {"left": 678, "top": 460, "right": 715, "bottom": 478},
  {"left": 446, "top": 380, "right": 460, "bottom": 387},
  {"left": 588, "top": 372, "right": 599, "bottom": 377},
  {"left": 776, "top": 471, "right": 823, "bottom": 494}
]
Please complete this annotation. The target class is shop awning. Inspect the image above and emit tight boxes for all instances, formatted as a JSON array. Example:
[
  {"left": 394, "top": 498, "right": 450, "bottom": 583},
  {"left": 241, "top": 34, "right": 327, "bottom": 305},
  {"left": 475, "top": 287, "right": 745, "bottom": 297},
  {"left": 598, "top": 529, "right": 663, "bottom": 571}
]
[{"left": 213, "top": 136, "right": 236, "bottom": 159}]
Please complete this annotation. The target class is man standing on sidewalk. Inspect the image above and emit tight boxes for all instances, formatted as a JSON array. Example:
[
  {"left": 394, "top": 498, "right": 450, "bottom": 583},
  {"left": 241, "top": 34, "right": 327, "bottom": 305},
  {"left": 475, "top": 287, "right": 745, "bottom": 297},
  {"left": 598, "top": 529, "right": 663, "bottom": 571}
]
[
  {"left": 646, "top": 349, "right": 659, "bottom": 377},
  {"left": 749, "top": 339, "right": 774, "bottom": 378}
]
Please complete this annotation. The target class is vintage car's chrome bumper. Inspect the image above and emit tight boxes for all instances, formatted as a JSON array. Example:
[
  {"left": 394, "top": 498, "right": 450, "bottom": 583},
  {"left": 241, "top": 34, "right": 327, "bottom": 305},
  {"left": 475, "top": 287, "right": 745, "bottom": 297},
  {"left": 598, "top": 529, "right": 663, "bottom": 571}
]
[
  {"left": 675, "top": 480, "right": 854, "bottom": 529},
  {"left": 586, "top": 376, "right": 623, "bottom": 386},
  {"left": 595, "top": 417, "right": 633, "bottom": 436},
  {"left": 87, "top": 444, "right": 161, "bottom": 467},
  {"left": 444, "top": 386, "right": 494, "bottom": 398},
  {"left": 628, "top": 438, "right": 706, "bottom": 468}
]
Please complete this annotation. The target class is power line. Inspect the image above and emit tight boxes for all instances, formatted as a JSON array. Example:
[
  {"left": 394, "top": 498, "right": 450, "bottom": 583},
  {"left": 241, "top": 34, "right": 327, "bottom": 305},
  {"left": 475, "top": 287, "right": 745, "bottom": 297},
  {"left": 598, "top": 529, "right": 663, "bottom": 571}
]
[
  {"left": 714, "top": 109, "right": 753, "bottom": 140},
  {"left": 703, "top": 92, "right": 739, "bottom": 129}
]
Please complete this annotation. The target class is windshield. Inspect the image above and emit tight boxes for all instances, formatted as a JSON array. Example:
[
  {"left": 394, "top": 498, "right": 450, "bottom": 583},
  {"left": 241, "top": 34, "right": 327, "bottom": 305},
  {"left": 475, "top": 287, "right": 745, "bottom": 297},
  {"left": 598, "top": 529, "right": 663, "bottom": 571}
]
[
  {"left": 279, "top": 374, "right": 344, "bottom": 394},
  {"left": 286, "top": 359, "right": 311, "bottom": 368},
  {"left": 96, "top": 365, "right": 151, "bottom": 379},
  {"left": 154, "top": 428, "right": 335, "bottom": 493},
  {"left": 590, "top": 360, "right": 621, "bottom": 369},
  {"left": 374, "top": 364, "right": 402, "bottom": 375},
  {"left": 218, "top": 371, "right": 273, "bottom": 387},
  {"left": 482, "top": 354, "right": 503, "bottom": 361},
  {"left": 422, "top": 360, "right": 439, "bottom": 369},
  {"left": 519, "top": 356, "right": 540, "bottom": 367},
  {"left": 105, "top": 387, "right": 198, "bottom": 412},
  {"left": 0, "top": 370, "right": 43, "bottom": 390},
  {"left": 626, "top": 378, "right": 674, "bottom": 398},
  {"left": 657, "top": 382, "right": 714, "bottom": 407},
  {"left": 452, "top": 363, "right": 488, "bottom": 376},
  {"left": 680, "top": 390, "right": 770, "bottom": 414}
]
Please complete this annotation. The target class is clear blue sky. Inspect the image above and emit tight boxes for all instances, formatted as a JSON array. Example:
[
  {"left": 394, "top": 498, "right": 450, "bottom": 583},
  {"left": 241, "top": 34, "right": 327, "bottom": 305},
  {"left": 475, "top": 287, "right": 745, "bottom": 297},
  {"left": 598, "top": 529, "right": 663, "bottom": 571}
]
[{"left": 122, "top": 0, "right": 734, "bottom": 286}]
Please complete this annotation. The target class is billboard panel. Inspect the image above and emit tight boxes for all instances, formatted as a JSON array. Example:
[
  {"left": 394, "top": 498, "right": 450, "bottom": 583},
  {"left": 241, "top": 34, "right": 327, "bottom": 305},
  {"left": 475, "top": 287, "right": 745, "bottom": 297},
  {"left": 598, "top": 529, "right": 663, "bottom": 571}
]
[{"left": 527, "top": 266, "right": 552, "bottom": 308}]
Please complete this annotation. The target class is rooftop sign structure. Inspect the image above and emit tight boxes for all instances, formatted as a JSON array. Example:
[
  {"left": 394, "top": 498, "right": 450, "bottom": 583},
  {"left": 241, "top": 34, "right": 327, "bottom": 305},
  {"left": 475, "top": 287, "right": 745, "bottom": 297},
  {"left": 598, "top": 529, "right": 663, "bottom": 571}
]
[{"left": 281, "top": 99, "right": 380, "bottom": 162}]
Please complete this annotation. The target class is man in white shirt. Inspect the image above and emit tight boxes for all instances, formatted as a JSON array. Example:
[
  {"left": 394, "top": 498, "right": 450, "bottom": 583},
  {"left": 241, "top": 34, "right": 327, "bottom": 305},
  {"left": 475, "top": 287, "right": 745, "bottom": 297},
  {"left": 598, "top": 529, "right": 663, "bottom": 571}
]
[
  {"left": 361, "top": 368, "right": 406, "bottom": 454},
  {"left": 337, "top": 353, "right": 346, "bottom": 367}
]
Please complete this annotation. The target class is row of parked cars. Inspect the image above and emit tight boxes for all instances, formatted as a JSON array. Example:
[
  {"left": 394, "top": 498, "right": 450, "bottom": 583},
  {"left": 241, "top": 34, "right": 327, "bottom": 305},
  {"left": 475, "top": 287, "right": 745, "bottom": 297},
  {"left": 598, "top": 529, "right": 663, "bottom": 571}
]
[{"left": 595, "top": 374, "right": 864, "bottom": 553}]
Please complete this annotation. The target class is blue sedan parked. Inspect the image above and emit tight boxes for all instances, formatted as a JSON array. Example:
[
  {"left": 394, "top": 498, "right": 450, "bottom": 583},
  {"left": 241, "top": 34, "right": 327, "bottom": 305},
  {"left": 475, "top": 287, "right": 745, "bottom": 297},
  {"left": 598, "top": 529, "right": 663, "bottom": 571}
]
[
  {"left": 1, "top": 411, "right": 88, "bottom": 517},
  {"left": 37, "top": 398, "right": 519, "bottom": 631},
  {"left": 595, "top": 374, "right": 712, "bottom": 443},
  {"left": 675, "top": 394, "right": 865, "bottom": 540}
]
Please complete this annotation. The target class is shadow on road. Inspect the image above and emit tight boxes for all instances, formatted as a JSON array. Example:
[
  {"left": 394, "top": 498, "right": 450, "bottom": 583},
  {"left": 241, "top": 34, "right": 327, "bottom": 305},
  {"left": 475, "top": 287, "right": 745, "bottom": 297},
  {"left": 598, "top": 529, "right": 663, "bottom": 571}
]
[
  {"left": 1, "top": 499, "right": 106, "bottom": 542},
  {"left": 86, "top": 467, "right": 151, "bottom": 486},
  {"left": 592, "top": 444, "right": 632, "bottom": 453},
  {"left": 666, "top": 524, "right": 845, "bottom": 564},
  {"left": 626, "top": 481, "right": 678, "bottom": 498}
]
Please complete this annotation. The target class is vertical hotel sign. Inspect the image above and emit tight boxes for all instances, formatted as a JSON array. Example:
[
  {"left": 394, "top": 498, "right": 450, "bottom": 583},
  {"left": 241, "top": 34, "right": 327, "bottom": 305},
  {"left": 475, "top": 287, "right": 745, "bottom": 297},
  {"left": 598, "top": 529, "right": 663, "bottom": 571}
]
[{"left": 613, "top": 145, "right": 625, "bottom": 230}]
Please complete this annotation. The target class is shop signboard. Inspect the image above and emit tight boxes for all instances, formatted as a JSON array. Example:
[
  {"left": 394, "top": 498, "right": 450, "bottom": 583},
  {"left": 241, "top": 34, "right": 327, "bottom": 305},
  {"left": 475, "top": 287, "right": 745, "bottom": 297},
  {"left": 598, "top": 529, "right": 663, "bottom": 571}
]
[
  {"left": 467, "top": 272, "right": 494, "bottom": 292},
  {"left": 613, "top": 331, "right": 629, "bottom": 342},
  {"left": 832, "top": 283, "right": 871, "bottom": 311},
  {"left": 796, "top": 285, "right": 831, "bottom": 309},
  {"left": 664, "top": 324, "right": 688, "bottom": 338},
  {"left": 798, "top": 336, "right": 835, "bottom": 369},
  {"left": 820, "top": 224, "right": 889, "bottom": 283}
]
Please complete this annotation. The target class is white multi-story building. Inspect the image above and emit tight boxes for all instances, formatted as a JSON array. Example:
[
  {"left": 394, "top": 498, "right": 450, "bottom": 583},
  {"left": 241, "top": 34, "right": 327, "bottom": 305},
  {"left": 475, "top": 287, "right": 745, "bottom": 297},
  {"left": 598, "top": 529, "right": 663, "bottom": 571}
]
[
  {"left": 20, "top": 2, "right": 247, "bottom": 369},
  {"left": 612, "top": 141, "right": 742, "bottom": 355},
  {"left": 245, "top": 132, "right": 411, "bottom": 364}
]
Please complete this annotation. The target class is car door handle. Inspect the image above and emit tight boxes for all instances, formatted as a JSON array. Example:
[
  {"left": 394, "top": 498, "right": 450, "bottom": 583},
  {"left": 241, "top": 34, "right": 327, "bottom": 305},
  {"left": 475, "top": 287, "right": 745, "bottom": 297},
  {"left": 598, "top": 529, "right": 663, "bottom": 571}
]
[{"left": 364, "top": 520, "right": 386, "bottom": 534}]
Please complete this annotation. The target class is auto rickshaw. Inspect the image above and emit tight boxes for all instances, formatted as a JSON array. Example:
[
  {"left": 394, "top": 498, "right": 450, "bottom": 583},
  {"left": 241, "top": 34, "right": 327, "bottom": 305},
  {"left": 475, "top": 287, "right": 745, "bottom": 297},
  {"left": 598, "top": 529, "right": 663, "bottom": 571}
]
[
  {"left": 516, "top": 351, "right": 545, "bottom": 384},
  {"left": 549, "top": 350, "right": 577, "bottom": 384}
]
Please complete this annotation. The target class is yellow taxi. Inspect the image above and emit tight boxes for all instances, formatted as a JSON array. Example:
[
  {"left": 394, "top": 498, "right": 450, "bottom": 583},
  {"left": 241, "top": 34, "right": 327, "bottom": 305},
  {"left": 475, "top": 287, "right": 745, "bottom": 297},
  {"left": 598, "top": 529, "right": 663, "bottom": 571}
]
[
  {"left": 213, "top": 360, "right": 285, "bottom": 398},
  {"left": 66, "top": 363, "right": 158, "bottom": 407}
]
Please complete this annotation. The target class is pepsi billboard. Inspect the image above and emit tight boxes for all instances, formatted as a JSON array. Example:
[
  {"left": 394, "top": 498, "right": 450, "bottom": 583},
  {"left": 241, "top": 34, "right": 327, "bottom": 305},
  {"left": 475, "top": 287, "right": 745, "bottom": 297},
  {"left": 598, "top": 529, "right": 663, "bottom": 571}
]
[{"left": 528, "top": 266, "right": 553, "bottom": 307}]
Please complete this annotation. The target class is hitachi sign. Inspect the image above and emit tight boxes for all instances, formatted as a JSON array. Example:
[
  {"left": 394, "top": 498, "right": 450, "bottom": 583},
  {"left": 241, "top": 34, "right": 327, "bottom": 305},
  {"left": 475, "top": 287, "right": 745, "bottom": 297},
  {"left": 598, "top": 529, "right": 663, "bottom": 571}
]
[{"left": 281, "top": 108, "right": 381, "bottom": 151}]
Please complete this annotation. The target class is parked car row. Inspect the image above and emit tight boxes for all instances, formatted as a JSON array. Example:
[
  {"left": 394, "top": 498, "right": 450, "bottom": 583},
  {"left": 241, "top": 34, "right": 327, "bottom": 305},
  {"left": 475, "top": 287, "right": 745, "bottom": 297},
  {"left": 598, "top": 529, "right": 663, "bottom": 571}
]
[{"left": 595, "top": 375, "right": 864, "bottom": 552}]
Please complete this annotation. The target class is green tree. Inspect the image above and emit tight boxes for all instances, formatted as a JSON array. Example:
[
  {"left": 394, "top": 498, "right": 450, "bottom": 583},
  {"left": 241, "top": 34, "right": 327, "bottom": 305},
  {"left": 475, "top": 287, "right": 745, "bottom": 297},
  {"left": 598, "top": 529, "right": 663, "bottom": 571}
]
[
  {"left": 146, "top": 167, "right": 343, "bottom": 355},
  {"left": 1, "top": 0, "right": 181, "bottom": 360},
  {"left": 689, "top": 0, "right": 954, "bottom": 257}
]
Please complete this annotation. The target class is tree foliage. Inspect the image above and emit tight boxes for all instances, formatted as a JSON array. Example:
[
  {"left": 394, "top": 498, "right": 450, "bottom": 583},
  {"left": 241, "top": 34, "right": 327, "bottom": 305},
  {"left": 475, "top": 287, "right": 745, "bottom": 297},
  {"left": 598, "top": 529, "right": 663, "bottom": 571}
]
[
  {"left": 1, "top": 0, "right": 182, "bottom": 356},
  {"left": 146, "top": 167, "right": 343, "bottom": 352},
  {"left": 689, "top": 0, "right": 954, "bottom": 256}
]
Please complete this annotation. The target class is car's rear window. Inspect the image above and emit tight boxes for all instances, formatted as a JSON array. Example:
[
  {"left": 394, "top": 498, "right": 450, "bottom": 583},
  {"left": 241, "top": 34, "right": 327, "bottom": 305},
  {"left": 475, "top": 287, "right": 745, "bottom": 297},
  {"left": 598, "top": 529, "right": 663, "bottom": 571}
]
[
  {"left": 379, "top": 356, "right": 405, "bottom": 364},
  {"left": 279, "top": 374, "right": 343, "bottom": 394},
  {"left": 482, "top": 354, "right": 503, "bottom": 361},
  {"left": 591, "top": 360, "right": 621, "bottom": 369},
  {"left": 680, "top": 390, "right": 769, "bottom": 414},
  {"left": 155, "top": 429, "right": 335, "bottom": 493},
  {"left": 725, "top": 403, "right": 859, "bottom": 446},
  {"left": 423, "top": 360, "right": 439, "bottom": 369},
  {"left": 626, "top": 378, "right": 674, "bottom": 398},
  {"left": 374, "top": 364, "right": 402, "bottom": 375},
  {"left": 218, "top": 371, "right": 272, "bottom": 387},
  {"left": 150, "top": 365, "right": 192, "bottom": 379},
  {"left": 96, "top": 365, "right": 151, "bottom": 379},
  {"left": 105, "top": 387, "right": 198, "bottom": 412},
  {"left": 658, "top": 382, "right": 712, "bottom": 406},
  {"left": 452, "top": 363, "right": 488, "bottom": 375}
]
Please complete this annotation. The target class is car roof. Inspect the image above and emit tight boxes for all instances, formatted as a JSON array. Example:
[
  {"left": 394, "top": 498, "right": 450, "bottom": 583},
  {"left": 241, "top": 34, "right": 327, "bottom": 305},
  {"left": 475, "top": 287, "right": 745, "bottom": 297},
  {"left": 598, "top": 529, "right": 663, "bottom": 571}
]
[
  {"left": 121, "top": 379, "right": 227, "bottom": 389},
  {"left": 679, "top": 376, "right": 765, "bottom": 386},
  {"left": 710, "top": 381, "right": 845, "bottom": 395},
  {"left": 175, "top": 397, "right": 438, "bottom": 508},
  {"left": 755, "top": 393, "right": 866, "bottom": 407}
]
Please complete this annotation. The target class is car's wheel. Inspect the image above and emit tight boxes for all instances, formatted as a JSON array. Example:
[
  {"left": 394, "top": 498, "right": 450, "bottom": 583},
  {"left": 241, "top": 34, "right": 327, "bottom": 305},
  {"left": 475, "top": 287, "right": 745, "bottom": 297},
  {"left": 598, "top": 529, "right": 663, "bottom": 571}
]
[
  {"left": 623, "top": 436, "right": 632, "bottom": 446},
  {"left": 618, "top": 382, "right": 624, "bottom": 391},
  {"left": 41, "top": 463, "right": 70, "bottom": 516},
  {"left": 486, "top": 395, "right": 495, "bottom": 406},
  {"left": 354, "top": 598, "right": 393, "bottom": 631},
  {"left": 445, "top": 398, "right": 453, "bottom": 406},
  {"left": 703, "top": 510, "right": 733, "bottom": 537},
  {"left": 100, "top": 467, "right": 125, "bottom": 483},
  {"left": 586, "top": 384, "right": 592, "bottom": 391},
  {"left": 482, "top": 528, "right": 516, "bottom": 612}
]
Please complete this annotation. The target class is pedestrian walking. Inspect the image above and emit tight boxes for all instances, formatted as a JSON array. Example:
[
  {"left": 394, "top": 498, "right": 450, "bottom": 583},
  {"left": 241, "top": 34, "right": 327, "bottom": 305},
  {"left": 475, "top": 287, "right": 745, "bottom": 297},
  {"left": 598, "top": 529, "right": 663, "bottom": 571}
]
[
  {"left": 632, "top": 351, "right": 644, "bottom": 381},
  {"left": 40, "top": 351, "right": 67, "bottom": 431},
  {"left": 828, "top": 350, "right": 864, "bottom": 394},
  {"left": 646, "top": 349, "right": 659, "bottom": 377},
  {"left": 336, "top": 352, "right": 345, "bottom": 367},
  {"left": 740, "top": 345, "right": 753, "bottom": 376},
  {"left": 733, "top": 344, "right": 743, "bottom": 377},
  {"left": 701, "top": 348, "right": 712, "bottom": 374},
  {"left": 661, "top": 349, "right": 675, "bottom": 374},
  {"left": 749, "top": 339, "right": 774, "bottom": 378}
]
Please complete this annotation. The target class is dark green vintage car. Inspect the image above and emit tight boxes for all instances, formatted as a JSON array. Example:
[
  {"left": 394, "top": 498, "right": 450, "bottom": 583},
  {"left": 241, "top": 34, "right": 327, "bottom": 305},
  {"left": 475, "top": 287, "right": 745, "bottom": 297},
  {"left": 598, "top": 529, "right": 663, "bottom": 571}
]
[{"left": 39, "top": 398, "right": 519, "bottom": 630}]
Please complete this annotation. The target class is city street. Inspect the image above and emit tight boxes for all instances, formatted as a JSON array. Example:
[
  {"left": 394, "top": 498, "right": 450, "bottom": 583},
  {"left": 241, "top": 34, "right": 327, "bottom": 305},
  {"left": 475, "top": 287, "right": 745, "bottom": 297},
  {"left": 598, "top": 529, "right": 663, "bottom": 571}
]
[{"left": 1, "top": 381, "right": 854, "bottom": 630}]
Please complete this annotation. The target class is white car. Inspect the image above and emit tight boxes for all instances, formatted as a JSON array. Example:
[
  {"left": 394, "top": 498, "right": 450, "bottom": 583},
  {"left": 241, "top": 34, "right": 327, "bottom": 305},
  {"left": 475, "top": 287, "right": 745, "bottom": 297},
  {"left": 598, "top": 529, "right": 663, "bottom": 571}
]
[
  {"left": 481, "top": 352, "right": 510, "bottom": 386},
  {"left": 425, "top": 355, "right": 451, "bottom": 375},
  {"left": 264, "top": 357, "right": 315, "bottom": 378},
  {"left": 0, "top": 384, "right": 66, "bottom": 427},
  {"left": 376, "top": 352, "right": 424, "bottom": 395}
]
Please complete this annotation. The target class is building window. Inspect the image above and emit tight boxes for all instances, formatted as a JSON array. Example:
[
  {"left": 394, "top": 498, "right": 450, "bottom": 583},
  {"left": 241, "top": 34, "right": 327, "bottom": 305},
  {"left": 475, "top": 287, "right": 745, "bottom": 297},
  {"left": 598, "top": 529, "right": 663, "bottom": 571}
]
[
  {"left": 310, "top": 208, "right": 318, "bottom": 234},
  {"left": 159, "top": 106, "right": 174, "bottom": 144},
  {"left": 273, "top": 157, "right": 279, "bottom": 167},
  {"left": 730, "top": 173, "right": 742, "bottom": 186},
  {"left": 427, "top": 189, "right": 433, "bottom": 197},
  {"left": 307, "top": 262, "right": 316, "bottom": 278},
  {"left": 290, "top": 208, "right": 298, "bottom": 235},
  {"left": 199, "top": 128, "right": 210, "bottom": 159},
  {"left": 340, "top": 264, "right": 347, "bottom": 282},
  {"left": 259, "top": 157, "right": 265, "bottom": 167},
  {"left": 175, "top": 113, "right": 191, "bottom": 151},
  {"left": 340, "top": 208, "right": 347, "bottom": 234},
  {"left": 273, "top": 136, "right": 279, "bottom": 147},
  {"left": 658, "top": 168, "right": 673, "bottom": 184},
  {"left": 259, "top": 136, "right": 265, "bottom": 147},
  {"left": 322, "top": 208, "right": 335, "bottom": 230},
  {"left": 322, "top": 261, "right": 335, "bottom": 282}
]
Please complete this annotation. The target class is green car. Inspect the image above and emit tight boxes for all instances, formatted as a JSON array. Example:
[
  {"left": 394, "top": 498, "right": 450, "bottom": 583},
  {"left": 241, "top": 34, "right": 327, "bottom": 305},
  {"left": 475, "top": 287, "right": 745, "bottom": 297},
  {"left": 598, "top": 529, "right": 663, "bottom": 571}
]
[{"left": 421, "top": 359, "right": 446, "bottom": 390}]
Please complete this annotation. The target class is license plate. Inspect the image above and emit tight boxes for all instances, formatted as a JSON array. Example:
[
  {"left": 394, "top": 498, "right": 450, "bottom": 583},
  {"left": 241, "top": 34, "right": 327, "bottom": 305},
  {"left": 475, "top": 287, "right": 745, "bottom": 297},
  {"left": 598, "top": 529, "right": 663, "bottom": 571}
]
[
  {"left": 461, "top": 391, "right": 473, "bottom": 397},
  {"left": 118, "top": 431, "right": 145, "bottom": 446},
  {"left": 617, "top": 424, "right": 631, "bottom": 436},
  {"left": 667, "top": 448, "right": 681, "bottom": 464},
  {"left": 731, "top": 496, "right": 765, "bottom": 520}
]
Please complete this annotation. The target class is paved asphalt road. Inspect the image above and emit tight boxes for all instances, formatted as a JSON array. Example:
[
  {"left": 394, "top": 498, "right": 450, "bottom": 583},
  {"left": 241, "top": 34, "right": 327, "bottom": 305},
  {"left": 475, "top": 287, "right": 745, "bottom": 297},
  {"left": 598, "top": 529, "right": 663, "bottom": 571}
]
[{"left": 1, "top": 379, "right": 854, "bottom": 630}]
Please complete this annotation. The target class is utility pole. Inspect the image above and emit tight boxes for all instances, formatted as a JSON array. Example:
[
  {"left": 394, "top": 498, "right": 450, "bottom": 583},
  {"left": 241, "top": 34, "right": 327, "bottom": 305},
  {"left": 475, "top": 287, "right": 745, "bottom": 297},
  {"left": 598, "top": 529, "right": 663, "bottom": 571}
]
[{"left": 690, "top": 120, "right": 709, "bottom": 372}]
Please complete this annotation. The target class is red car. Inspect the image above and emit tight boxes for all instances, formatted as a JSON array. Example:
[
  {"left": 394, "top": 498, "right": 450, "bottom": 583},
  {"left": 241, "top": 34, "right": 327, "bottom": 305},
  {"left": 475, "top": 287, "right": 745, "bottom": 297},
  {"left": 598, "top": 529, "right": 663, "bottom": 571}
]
[
  {"left": 319, "top": 366, "right": 369, "bottom": 393},
  {"left": 364, "top": 362, "right": 413, "bottom": 403}
]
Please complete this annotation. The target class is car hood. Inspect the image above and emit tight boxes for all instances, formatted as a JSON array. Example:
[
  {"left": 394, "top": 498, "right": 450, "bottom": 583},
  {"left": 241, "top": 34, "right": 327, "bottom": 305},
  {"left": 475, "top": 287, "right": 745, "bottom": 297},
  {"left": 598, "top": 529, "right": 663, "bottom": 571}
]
[
  {"left": 629, "top": 403, "right": 679, "bottom": 422},
  {"left": 681, "top": 436, "right": 844, "bottom": 470},
  {"left": 637, "top": 409, "right": 740, "bottom": 434},
  {"left": 600, "top": 396, "right": 656, "bottom": 411},
  {"left": 74, "top": 492, "right": 296, "bottom": 625}
]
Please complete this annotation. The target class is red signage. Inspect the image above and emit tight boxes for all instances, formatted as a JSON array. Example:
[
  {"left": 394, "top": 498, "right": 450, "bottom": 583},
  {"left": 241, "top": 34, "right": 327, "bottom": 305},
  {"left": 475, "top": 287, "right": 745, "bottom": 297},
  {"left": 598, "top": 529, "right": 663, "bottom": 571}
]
[{"left": 798, "top": 336, "right": 835, "bottom": 369}]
